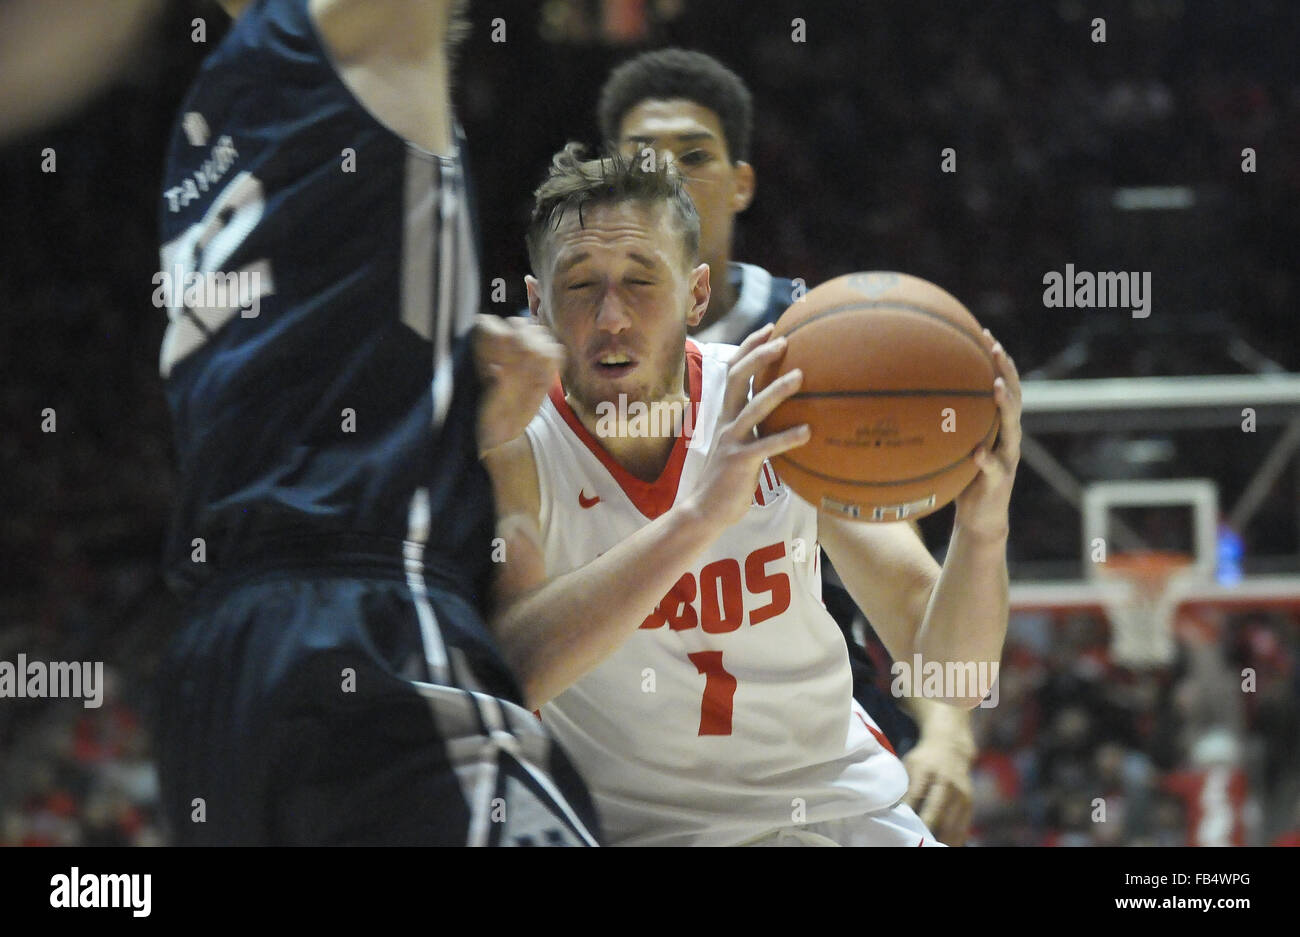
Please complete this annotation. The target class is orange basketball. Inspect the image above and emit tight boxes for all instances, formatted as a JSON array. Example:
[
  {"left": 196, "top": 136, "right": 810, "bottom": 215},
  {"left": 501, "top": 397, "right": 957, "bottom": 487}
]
[{"left": 754, "top": 271, "right": 999, "bottom": 522}]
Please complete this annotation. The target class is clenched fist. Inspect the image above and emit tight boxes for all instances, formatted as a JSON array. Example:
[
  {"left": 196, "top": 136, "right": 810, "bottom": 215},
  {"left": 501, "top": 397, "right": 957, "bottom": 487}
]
[{"left": 474, "top": 313, "right": 565, "bottom": 457}]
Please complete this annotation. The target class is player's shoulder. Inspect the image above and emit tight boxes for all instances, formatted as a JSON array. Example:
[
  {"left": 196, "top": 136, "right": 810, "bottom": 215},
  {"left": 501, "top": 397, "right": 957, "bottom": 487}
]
[
  {"left": 184, "top": 0, "right": 350, "bottom": 133},
  {"left": 203, "top": 0, "right": 459, "bottom": 156},
  {"left": 688, "top": 263, "right": 796, "bottom": 346},
  {"left": 523, "top": 385, "right": 561, "bottom": 435},
  {"left": 735, "top": 262, "right": 797, "bottom": 325},
  {"left": 688, "top": 338, "right": 741, "bottom": 365},
  {"left": 761, "top": 270, "right": 799, "bottom": 309},
  {"left": 207, "top": 0, "right": 318, "bottom": 76}
]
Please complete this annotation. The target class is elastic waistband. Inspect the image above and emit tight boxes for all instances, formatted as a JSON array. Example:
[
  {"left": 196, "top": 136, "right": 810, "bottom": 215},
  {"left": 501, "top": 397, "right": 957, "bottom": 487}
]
[{"left": 185, "top": 531, "right": 480, "bottom": 603}]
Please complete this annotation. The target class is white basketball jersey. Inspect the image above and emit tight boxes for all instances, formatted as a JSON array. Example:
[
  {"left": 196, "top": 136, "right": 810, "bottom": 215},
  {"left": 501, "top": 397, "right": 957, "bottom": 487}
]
[{"left": 525, "top": 340, "right": 910, "bottom": 846}]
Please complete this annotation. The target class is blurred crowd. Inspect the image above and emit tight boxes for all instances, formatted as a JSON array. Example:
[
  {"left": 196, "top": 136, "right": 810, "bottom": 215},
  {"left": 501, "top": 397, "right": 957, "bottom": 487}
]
[
  {"left": 965, "top": 607, "right": 1300, "bottom": 845},
  {"left": 1, "top": 0, "right": 1297, "bottom": 845}
]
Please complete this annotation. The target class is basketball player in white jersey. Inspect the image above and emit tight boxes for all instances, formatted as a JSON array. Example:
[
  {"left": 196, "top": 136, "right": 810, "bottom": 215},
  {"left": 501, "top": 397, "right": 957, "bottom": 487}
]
[
  {"left": 596, "top": 48, "right": 977, "bottom": 844},
  {"left": 482, "top": 145, "right": 1022, "bottom": 846}
]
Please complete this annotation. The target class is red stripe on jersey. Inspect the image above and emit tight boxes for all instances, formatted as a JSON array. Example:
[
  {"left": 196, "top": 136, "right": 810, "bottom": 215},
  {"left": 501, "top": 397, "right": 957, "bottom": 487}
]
[
  {"left": 857, "top": 712, "right": 897, "bottom": 756},
  {"left": 547, "top": 341, "right": 704, "bottom": 520}
]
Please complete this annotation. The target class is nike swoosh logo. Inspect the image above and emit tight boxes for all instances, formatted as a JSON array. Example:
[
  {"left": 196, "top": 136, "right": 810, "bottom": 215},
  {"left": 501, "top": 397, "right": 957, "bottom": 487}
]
[{"left": 578, "top": 489, "right": 601, "bottom": 508}]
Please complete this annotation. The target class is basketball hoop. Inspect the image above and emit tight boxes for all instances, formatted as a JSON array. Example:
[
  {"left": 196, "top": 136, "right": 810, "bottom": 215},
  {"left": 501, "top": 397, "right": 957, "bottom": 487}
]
[{"left": 1096, "top": 551, "right": 1195, "bottom": 666}]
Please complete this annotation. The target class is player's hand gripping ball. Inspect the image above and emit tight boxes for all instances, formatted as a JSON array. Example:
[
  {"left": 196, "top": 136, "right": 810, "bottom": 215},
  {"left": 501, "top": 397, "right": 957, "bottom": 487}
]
[{"left": 754, "top": 272, "right": 1000, "bottom": 522}]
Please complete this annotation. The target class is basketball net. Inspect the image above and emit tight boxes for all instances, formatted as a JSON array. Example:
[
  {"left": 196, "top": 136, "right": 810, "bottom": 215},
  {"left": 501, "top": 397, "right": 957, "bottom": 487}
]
[{"left": 1096, "top": 552, "right": 1195, "bottom": 667}]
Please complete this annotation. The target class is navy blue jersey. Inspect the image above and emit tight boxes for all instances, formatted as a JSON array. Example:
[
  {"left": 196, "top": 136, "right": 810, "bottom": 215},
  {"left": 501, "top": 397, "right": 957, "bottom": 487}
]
[
  {"left": 689, "top": 262, "right": 796, "bottom": 345},
  {"left": 157, "top": 0, "right": 491, "bottom": 605}
]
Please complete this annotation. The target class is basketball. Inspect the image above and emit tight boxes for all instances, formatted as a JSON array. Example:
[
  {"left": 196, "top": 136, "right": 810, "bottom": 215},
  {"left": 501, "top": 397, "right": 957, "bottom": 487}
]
[{"left": 755, "top": 271, "right": 1000, "bottom": 522}]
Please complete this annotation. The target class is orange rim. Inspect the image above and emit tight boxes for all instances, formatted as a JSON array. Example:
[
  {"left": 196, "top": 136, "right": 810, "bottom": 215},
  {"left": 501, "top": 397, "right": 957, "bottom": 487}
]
[{"left": 1099, "top": 551, "right": 1193, "bottom": 591}]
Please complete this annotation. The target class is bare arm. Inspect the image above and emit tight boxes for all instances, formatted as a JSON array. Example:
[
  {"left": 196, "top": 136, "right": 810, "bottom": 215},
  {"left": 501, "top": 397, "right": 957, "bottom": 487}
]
[
  {"left": 310, "top": 0, "right": 464, "bottom": 155},
  {"left": 484, "top": 326, "right": 810, "bottom": 709},
  {"left": 822, "top": 524, "right": 976, "bottom": 839},
  {"left": 820, "top": 329, "right": 1021, "bottom": 708},
  {"left": 820, "top": 493, "right": 1008, "bottom": 712},
  {"left": 0, "top": 0, "right": 164, "bottom": 144},
  {"left": 484, "top": 434, "right": 727, "bottom": 709}
]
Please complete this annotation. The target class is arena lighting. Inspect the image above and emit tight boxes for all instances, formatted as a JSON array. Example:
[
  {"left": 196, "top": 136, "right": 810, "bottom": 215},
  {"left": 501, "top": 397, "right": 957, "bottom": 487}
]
[
  {"left": 1118, "top": 438, "right": 1177, "bottom": 465},
  {"left": 1111, "top": 186, "right": 1196, "bottom": 210}
]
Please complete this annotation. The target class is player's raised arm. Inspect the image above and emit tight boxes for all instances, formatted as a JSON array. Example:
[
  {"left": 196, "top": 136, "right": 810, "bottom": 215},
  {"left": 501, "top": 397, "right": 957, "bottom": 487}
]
[
  {"left": 819, "top": 506, "right": 1008, "bottom": 710},
  {"left": 820, "top": 330, "right": 1020, "bottom": 709},
  {"left": 309, "top": 0, "right": 467, "bottom": 155},
  {"left": 0, "top": 0, "right": 165, "bottom": 144}
]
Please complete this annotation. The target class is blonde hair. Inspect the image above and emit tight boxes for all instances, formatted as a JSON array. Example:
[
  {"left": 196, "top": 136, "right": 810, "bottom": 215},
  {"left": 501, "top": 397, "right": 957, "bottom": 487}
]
[{"left": 526, "top": 143, "right": 700, "bottom": 274}]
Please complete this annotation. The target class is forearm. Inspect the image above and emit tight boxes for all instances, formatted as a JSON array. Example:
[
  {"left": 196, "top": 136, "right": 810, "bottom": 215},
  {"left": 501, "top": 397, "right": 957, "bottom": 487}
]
[
  {"left": 494, "top": 504, "right": 718, "bottom": 709},
  {"left": 916, "top": 524, "right": 1009, "bottom": 689}
]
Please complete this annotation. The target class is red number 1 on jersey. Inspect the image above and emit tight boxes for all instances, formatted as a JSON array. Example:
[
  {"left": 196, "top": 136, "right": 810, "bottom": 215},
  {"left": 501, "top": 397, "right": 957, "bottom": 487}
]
[{"left": 688, "top": 651, "right": 736, "bottom": 736}]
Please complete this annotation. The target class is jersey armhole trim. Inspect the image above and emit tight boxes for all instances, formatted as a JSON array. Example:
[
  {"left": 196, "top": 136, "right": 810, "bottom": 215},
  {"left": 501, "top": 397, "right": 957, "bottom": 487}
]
[{"left": 302, "top": 0, "right": 460, "bottom": 163}]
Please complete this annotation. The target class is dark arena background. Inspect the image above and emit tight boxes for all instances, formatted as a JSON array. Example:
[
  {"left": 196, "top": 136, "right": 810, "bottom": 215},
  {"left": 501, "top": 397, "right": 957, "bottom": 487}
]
[{"left": 2, "top": 0, "right": 1298, "bottom": 851}]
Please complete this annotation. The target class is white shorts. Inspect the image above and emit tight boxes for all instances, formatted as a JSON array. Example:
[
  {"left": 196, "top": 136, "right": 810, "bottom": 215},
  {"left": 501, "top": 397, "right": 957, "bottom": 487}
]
[{"left": 739, "top": 802, "right": 945, "bottom": 847}]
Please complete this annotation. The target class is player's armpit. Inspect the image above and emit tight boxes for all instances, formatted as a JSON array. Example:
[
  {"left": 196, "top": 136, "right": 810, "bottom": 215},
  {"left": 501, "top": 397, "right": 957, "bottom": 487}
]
[
  {"left": 309, "top": 0, "right": 464, "bottom": 155},
  {"left": 816, "top": 514, "right": 939, "bottom": 664}
]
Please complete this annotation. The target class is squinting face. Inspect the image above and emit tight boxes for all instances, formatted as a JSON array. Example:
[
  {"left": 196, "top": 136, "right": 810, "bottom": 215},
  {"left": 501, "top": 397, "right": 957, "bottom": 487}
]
[
  {"left": 617, "top": 99, "right": 753, "bottom": 267},
  {"left": 529, "top": 200, "right": 709, "bottom": 410}
]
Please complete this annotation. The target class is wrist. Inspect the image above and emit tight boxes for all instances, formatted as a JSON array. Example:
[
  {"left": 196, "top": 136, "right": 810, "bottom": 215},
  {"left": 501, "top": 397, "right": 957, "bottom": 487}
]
[
  {"left": 671, "top": 497, "right": 720, "bottom": 541},
  {"left": 917, "top": 725, "right": 976, "bottom": 762},
  {"left": 910, "top": 698, "right": 976, "bottom": 756},
  {"left": 952, "top": 516, "right": 1009, "bottom": 546}
]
